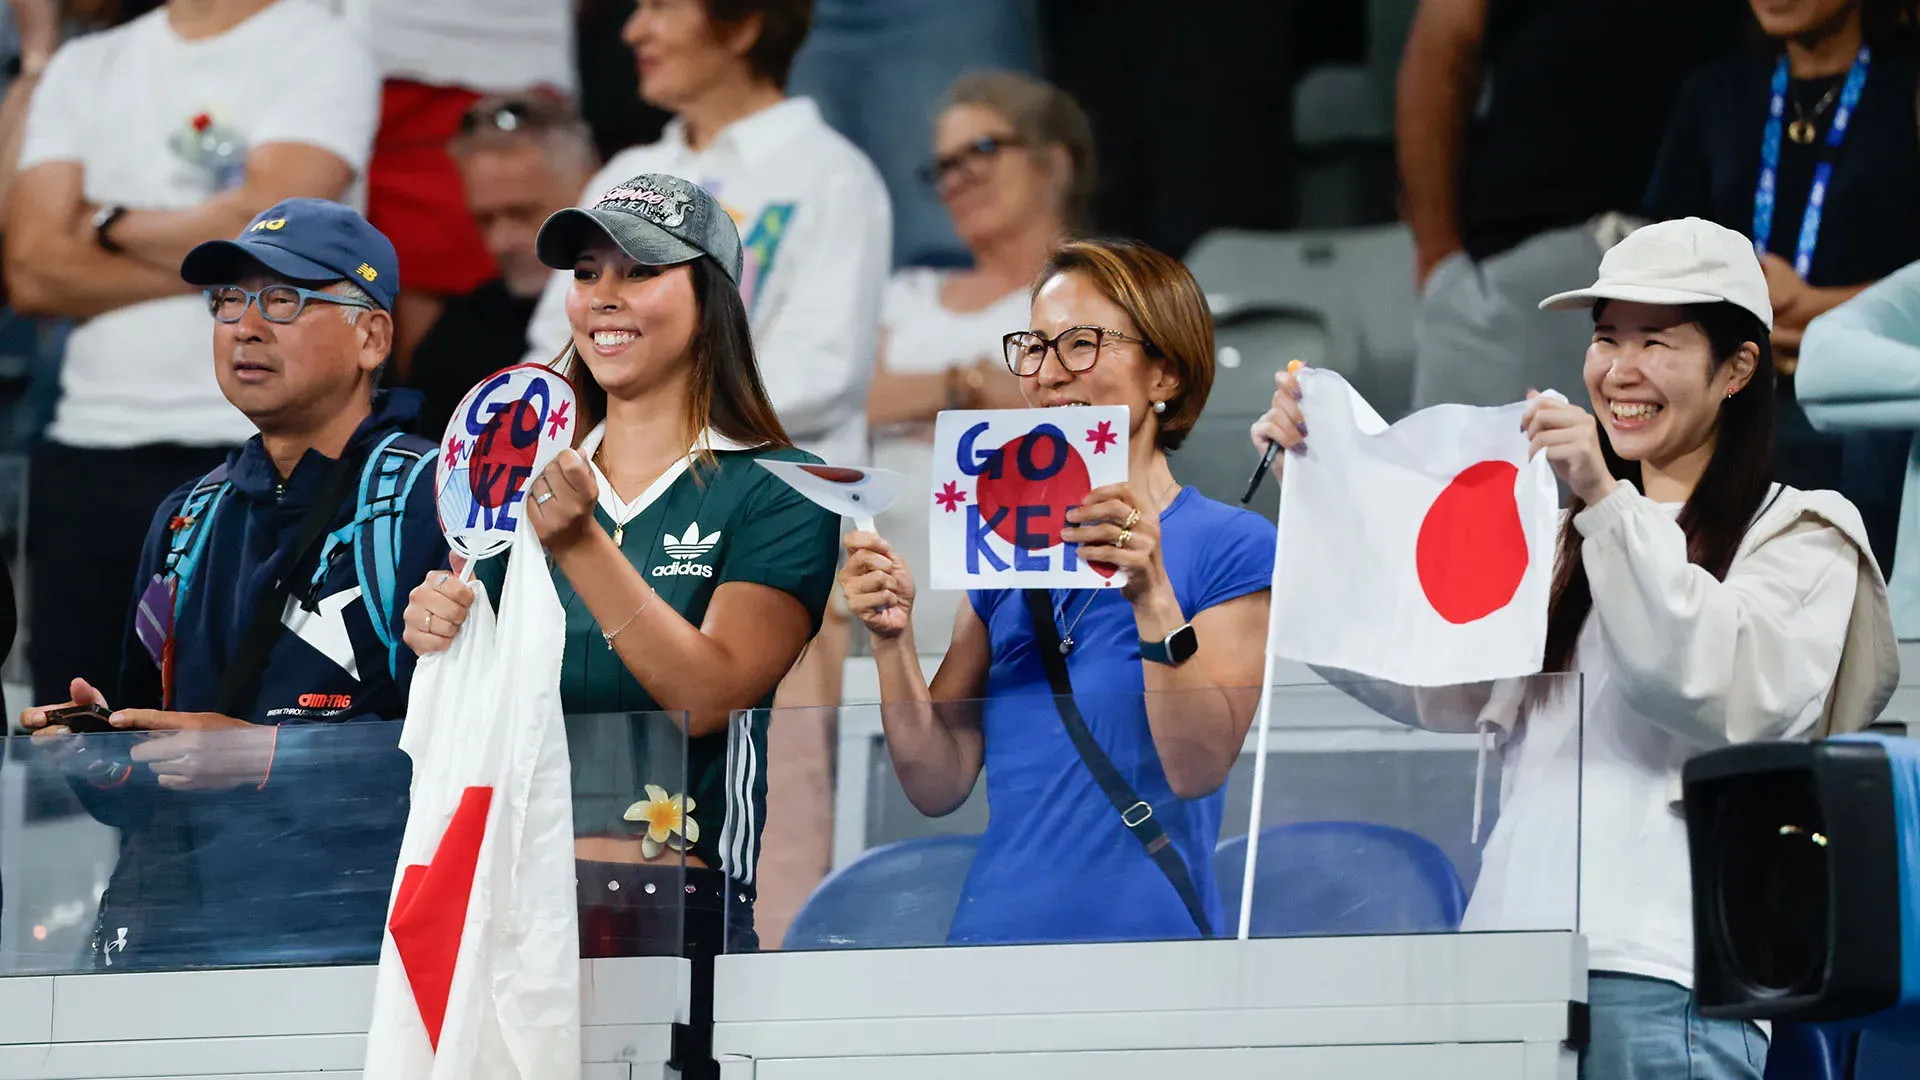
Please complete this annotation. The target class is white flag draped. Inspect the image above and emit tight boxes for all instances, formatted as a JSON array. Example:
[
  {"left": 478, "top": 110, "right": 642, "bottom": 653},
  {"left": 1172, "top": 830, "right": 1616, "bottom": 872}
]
[{"left": 364, "top": 515, "right": 579, "bottom": 1079}]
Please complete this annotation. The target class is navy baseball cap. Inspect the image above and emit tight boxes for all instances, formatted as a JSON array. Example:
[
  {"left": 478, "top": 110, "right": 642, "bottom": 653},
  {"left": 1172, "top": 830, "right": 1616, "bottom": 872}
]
[
  {"left": 536, "top": 173, "right": 744, "bottom": 285},
  {"left": 180, "top": 198, "right": 400, "bottom": 310}
]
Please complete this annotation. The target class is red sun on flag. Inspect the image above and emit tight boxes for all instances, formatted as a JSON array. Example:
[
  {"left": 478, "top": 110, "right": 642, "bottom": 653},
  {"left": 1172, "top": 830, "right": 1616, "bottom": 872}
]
[{"left": 1414, "top": 460, "right": 1531, "bottom": 625}]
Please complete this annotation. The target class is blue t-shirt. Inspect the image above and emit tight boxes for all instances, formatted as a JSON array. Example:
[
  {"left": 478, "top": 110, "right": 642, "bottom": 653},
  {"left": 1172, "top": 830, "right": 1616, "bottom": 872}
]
[{"left": 954, "top": 487, "right": 1276, "bottom": 944}]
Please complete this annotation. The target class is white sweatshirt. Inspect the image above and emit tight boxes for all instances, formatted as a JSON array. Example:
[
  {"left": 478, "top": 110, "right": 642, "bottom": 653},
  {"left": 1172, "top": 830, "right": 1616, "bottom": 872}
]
[{"left": 1348, "top": 482, "right": 1898, "bottom": 987}]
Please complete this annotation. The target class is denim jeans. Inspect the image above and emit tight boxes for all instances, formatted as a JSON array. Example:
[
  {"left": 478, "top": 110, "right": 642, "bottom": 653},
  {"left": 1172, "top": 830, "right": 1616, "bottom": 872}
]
[
  {"left": 787, "top": 0, "right": 1036, "bottom": 268},
  {"left": 1584, "top": 972, "right": 1767, "bottom": 1080}
]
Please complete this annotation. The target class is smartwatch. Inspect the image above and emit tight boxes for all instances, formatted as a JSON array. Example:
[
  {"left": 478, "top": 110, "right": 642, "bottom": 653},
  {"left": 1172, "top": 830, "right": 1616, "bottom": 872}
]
[
  {"left": 92, "top": 205, "right": 127, "bottom": 254},
  {"left": 1139, "top": 623, "right": 1198, "bottom": 667}
]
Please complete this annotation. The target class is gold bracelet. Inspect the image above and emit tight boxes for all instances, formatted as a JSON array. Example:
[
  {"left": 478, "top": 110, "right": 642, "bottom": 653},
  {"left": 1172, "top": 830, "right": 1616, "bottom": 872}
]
[{"left": 601, "top": 588, "right": 655, "bottom": 650}]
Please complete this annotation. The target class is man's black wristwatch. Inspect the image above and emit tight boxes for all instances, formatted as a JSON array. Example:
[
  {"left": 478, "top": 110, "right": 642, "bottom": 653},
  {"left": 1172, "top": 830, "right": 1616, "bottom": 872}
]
[
  {"left": 1139, "top": 622, "right": 1198, "bottom": 667},
  {"left": 92, "top": 204, "right": 127, "bottom": 254}
]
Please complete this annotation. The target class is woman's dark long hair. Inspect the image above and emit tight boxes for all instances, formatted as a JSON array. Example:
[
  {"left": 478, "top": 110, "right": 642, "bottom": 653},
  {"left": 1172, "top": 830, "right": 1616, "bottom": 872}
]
[
  {"left": 553, "top": 254, "right": 792, "bottom": 456},
  {"left": 1540, "top": 301, "right": 1777, "bottom": 673}
]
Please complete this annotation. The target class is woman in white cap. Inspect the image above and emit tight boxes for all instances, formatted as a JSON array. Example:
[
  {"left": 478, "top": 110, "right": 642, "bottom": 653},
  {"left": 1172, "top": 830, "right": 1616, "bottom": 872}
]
[{"left": 1252, "top": 217, "right": 1897, "bottom": 1079}]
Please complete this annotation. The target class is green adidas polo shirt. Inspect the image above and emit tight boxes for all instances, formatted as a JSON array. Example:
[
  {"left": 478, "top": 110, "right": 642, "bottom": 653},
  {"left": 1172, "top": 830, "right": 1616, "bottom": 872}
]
[{"left": 487, "top": 427, "right": 839, "bottom": 885}]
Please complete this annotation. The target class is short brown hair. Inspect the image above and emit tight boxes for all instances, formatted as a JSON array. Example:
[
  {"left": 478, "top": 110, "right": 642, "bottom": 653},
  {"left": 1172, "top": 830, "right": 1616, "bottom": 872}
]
[
  {"left": 1034, "top": 238, "right": 1214, "bottom": 451},
  {"left": 707, "top": 0, "right": 814, "bottom": 88},
  {"left": 943, "top": 71, "right": 1098, "bottom": 234}
]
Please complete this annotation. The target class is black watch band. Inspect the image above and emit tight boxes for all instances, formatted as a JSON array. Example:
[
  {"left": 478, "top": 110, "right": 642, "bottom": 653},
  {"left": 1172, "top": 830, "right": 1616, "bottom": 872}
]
[
  {"left": 92, "top": 205, "right": 127, "bottom": 254},
  {"left": 1139, "top": 623, "right": 1198, "bottom": 667}
]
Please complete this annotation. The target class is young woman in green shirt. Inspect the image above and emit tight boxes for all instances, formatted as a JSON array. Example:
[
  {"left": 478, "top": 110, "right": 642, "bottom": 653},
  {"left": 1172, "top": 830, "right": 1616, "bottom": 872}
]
[{"left": 401, "top": 174, "right": 841, "bottom": 969}]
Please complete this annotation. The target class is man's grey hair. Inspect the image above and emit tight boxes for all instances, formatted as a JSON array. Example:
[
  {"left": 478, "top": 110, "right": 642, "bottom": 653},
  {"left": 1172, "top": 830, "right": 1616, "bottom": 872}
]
[
  {"left": 325, "top": 279, "right": 376, "bottom": 325},
  {"left": 451, "top": 120, "right": 598, "bottom": 178}
]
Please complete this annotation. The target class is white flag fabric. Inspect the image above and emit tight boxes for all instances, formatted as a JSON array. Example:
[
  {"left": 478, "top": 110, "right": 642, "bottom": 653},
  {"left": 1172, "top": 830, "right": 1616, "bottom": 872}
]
[
  {"left": 1269, "top": 369, "right": 1560, "bottom": 686},
  {"left": 364, "top": 514, "right": 579, "bottom": 1078}
]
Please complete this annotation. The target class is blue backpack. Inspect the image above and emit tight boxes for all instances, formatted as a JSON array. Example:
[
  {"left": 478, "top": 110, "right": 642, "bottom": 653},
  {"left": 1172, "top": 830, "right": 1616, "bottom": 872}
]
[{"left": 161, "top": 432, "right": 439, "bottom": 681}]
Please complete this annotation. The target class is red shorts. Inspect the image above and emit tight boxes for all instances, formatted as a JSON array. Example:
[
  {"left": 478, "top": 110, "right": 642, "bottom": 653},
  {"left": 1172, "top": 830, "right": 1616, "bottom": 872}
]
[{"left": 365, "top": 80, "right": 497, "bottom": 297}]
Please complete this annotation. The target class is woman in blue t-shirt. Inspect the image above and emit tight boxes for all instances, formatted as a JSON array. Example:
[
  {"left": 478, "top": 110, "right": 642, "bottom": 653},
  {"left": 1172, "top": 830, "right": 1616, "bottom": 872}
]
[{"left": 841, "top": 238, "right": 1276, "bottom": 944}]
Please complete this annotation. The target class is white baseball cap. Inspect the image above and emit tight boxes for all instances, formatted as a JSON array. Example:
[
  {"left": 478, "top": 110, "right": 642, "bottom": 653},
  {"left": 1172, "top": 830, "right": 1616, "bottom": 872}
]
[{"left": 1539, "top": 217, "right": 1773, "bottom": 331}]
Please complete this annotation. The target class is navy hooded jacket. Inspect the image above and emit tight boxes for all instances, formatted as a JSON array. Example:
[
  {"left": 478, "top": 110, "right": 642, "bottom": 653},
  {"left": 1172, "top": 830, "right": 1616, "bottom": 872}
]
[{"left": 73, "top": 390, "right": 445, "bottom": 970}]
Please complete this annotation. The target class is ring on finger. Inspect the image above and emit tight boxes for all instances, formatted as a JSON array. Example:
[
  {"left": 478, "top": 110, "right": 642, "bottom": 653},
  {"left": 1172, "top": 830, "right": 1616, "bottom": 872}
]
[
  {"left": 1122, "top": 508, "right": 1141, "bottom": 530},
  {"left": 424, "top": 612, "right": 435, "bottom": 635},
  {"left": 536, "top": 488, "right": 555, "bottom": 505},
  {"left": 1117, "top": 527, "right": 1133, "bottom": 550}
]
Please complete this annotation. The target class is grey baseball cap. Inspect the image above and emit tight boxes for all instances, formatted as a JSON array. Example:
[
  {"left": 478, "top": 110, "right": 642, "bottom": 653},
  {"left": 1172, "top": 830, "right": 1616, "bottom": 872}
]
[{"left": 536, "top": 173, "right": 744, "bottom": 285}]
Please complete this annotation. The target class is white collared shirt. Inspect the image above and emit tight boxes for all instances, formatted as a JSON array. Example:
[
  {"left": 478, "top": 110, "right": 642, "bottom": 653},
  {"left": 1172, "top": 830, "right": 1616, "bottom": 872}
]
[{"left": 525, "top": 97, "right": 892, "bottom": 468}]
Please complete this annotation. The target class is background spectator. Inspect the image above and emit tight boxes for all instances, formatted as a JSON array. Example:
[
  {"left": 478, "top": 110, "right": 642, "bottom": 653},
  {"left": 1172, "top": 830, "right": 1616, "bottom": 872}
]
[
  {"left": 316, "top": 0, "right": 577, "bottom": 377},
  {"left": 4, "top": 0, "right": 378, "bottom": 710},
  {"left": 1402, "top": 0, "right": 1747, "bottom": 411},
  {"left": 786, "top": 0, "right": 1035, "bottom": 268},
  {"left": 406, "top": 94, "right": 598, "bottom": 440},
  {"left": 867, "top": 70, "right": 1088, "bottom": 652},
  {"left": 1646, "top": 0, "right": 1920, "bottom": 568},
  {"left": 1797, "top": 259, "right": 1920, "bottom": 636}
]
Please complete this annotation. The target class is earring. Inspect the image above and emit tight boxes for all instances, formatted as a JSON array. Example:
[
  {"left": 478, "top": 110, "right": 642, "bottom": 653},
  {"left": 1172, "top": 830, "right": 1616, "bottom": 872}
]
[{"left": 1152, "top": 400, "right": 1167, "bottom": 414}]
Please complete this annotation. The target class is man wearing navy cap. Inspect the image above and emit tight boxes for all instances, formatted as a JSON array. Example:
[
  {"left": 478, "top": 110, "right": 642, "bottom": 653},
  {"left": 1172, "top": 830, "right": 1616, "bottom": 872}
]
[{"left": 21, "top": 199, "right": 448, "bottom": 970}]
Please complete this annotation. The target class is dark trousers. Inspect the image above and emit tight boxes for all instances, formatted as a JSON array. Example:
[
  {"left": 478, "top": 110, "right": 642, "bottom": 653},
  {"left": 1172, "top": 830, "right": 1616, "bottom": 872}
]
[
  {"left": 578, "top": 861, "right": 757, "bottom": 1080},
  {"left": 27, "top": 441, "right": 232, "bottom": 706}
]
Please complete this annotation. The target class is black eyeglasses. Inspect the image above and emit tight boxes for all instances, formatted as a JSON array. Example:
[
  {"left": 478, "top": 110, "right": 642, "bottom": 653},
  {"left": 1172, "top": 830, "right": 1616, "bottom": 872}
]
[
  {"left": 1002, "top": 325, "right": 1155, "bottom": 377},
  {"left": 918, "top": 134, "right": 1026, "bottom": 186}
]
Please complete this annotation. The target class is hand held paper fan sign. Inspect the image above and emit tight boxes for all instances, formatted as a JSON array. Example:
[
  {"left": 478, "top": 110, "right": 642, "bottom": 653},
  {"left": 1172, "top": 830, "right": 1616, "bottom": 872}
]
[
  {"left": 928, "top": 407, "right": 1131, "bottom": 591},
  {"left": 437, "top": 363, "right": 578, "bottom": 572},
  {"left": 756, "top": 460, "right": 904, "bottom": 533}
]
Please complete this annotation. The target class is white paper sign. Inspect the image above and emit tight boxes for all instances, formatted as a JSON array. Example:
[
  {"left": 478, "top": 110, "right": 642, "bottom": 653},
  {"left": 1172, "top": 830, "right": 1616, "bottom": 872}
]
[
  {"left": 928, "top": 407, "right": 1130, "bottom": 591},
  {"left": 436, "top": 363, "right": 578, "bottom": 562}
]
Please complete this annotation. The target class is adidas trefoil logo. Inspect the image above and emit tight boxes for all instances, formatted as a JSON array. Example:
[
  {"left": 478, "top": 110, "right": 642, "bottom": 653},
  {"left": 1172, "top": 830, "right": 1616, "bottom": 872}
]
[{"left": 654, "top": 523, "right": 720, "bottom": 578}]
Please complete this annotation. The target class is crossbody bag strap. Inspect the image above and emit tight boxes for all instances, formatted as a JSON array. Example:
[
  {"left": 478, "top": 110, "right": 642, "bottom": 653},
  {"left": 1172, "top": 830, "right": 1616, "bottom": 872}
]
[
  {"left": 1021, "top": 589, "right": 1213, "bottom": 937},
  {"left": 215, "top": 450, "right": 364, "bottom": 718}
]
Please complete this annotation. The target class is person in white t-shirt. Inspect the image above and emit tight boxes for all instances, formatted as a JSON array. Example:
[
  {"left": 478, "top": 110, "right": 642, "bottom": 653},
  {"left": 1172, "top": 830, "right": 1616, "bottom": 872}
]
[
  {"left": 520, "top": 0, "right": 888, "bottom": 958},
  {"left": 314, "top": 0, "right": 576, "bottom": 376},
  {"left": 868, "top": 70, "right": 1092, "bottom": 651},
  {"left": 1253, "top": 218, "right": 1900, "bottom": 1080},
  {"left": 4, "top": 0, "right": 377, "bottom": 709}
]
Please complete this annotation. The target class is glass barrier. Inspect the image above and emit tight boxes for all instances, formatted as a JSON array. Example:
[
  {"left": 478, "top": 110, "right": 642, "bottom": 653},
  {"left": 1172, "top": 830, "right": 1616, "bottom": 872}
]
[
  {"left": 1233, "top": 672, "right": 1583, "bottom": 938},
  {"left": 730, "top": 674, "right": 1580, "bottom": 952},
  {"left": 0, "top": 710, "right": 688, "bottom": 975}
]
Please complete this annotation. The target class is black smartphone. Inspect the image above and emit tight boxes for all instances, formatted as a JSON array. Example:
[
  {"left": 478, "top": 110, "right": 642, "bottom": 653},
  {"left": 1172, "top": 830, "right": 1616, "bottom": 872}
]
[{"left": 44, "top": 703, "right": 116, "bottom": 735}]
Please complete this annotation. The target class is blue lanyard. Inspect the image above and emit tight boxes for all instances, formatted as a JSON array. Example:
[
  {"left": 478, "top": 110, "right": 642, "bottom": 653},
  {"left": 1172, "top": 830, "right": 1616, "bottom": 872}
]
[{"left": 1754, "top": 47, "right": 1872, "bottom": 278}]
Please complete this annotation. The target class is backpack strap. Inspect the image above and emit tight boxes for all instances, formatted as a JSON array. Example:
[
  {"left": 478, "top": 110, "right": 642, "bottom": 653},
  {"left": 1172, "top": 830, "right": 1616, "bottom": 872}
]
[
  {"left": 351, "top": 432, "right": 438, "bottom": 680},
  {"left": 163, "top": 464, "right": 233, "bottom": 618}
]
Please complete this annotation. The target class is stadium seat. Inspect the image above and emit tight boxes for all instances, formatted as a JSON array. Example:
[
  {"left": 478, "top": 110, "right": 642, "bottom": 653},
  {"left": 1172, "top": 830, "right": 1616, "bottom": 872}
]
[
  {"left": 782, "top": 834, "right": 981, "bottom": 950},
  {"left": 1764, "top": 1023, "right": 1852, "bottom": 1080},
  {"left": 1176, "top": 299, "right": 1335, "bottom": 516},
  {"left": 1854, "top": 1025, "right": 1920, "bottom": 1080},
  {"left": 1185, "top": 224, "right": 1419, "bottom": 420},
  {"left": 1213, "top": 821, "right": 1467, "bottom": 937}
]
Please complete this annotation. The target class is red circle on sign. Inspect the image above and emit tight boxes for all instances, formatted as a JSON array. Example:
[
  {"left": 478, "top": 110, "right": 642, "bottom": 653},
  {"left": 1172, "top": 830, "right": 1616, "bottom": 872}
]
[
  {"left": 974, "top": 430, "right": 1111, "bottom": 574},
  {"left": 468, "top": 399, "right": 542, "bottom": 509},
  {"left": 1415, "top": 460, "right": 1530, "bottom": 625}
]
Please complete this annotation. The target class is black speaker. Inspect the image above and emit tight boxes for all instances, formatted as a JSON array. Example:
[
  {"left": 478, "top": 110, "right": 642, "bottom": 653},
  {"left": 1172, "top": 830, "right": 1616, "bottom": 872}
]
[{"left": 1682, "top": 737, "right": 1910, "bottom": 1022}]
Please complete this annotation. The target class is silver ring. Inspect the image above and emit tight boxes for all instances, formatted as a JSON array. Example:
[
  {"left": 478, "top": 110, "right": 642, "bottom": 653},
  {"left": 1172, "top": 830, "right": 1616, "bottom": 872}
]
[
  {"left": 424, "top": 612, "right": 435, "bottom": 635},
  {"left": 536, "top": 490, "right": 555, "bottom": 505}
]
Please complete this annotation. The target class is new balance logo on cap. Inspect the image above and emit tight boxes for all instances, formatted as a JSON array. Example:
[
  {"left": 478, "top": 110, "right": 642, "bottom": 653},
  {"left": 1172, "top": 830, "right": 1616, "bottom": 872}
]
[{"left": 654, "top": 523, "right": 720, "bottom": 578}]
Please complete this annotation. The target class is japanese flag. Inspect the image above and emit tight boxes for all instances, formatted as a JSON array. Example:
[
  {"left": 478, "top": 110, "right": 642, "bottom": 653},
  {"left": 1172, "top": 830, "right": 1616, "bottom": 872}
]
[
  {"left": 363, "top": 513, "right": 579, "bottom": 1079},
  {"left": 1269, "top": 369, "right": 1560, "bottom": 686}
]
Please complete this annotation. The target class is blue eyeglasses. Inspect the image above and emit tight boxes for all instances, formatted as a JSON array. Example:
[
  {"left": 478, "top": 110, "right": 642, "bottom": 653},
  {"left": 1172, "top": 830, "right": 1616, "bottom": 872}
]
[{"left": 205, "top": 284, "right": 375, "bottom": 324}]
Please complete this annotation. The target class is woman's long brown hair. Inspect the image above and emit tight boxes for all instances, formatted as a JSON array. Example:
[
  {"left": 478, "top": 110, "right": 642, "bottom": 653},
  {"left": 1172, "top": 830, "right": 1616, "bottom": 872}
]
[{"left": 551, "top": 255, "right": 792, "bottom": 457}]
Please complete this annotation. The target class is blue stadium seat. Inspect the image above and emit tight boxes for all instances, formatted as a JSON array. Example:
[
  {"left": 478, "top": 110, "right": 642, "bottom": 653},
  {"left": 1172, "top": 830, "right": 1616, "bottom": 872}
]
[
  {"left": 1853, "top": 1025, "right": 1920, "bottom": 1080},
  {"left": 782, "top": 834, "right": 981, "bottom": 951},
  {"left": 1213, "top": 821, "right": 1467, "bottom": 936},
  {"left": 1764, "top": 1023, "right": 1852, "bottom": 1080}
]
